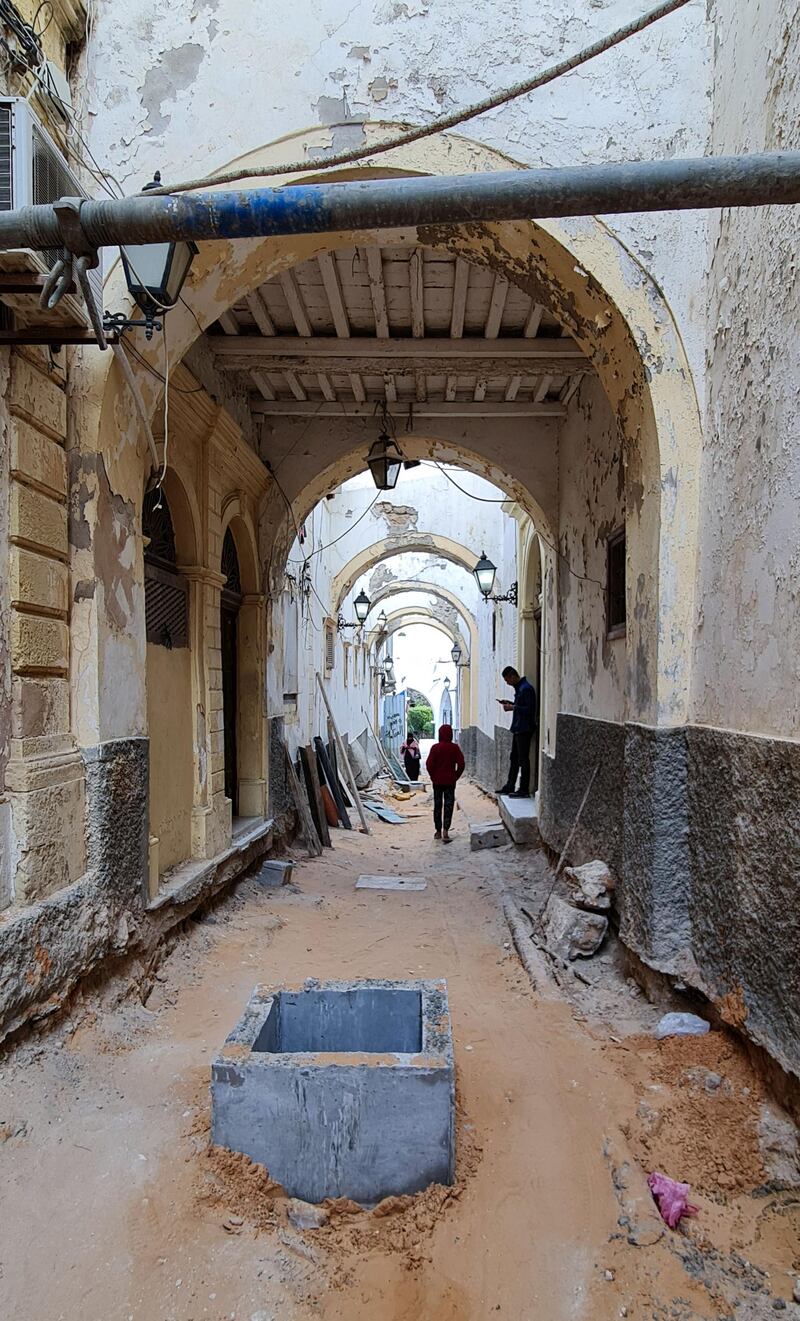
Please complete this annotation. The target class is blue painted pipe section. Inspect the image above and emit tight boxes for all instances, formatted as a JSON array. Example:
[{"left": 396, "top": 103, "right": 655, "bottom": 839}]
[{"left": 2, "top": 153, "right": 800, "bottom": 253}]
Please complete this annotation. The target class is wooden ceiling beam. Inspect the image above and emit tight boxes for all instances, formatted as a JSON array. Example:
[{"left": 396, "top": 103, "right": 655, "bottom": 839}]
[{"left": 252, "top": 399, "right": 565, "bottom": 419}]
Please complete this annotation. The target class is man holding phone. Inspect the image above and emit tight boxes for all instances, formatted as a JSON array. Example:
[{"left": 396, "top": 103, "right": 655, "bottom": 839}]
[{"left": 497, "top": 665, "right": 537, "bottom": 799}]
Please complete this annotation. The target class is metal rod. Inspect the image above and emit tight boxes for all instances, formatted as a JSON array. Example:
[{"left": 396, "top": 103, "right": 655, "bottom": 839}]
[{"left": 2, "top": 153, "right": 800, "bottom": 253}]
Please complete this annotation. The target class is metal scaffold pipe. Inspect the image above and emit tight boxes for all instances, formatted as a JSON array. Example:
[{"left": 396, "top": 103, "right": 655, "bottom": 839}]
[{"left": 2, "top": 153, "right": 800, "bottom": 253}]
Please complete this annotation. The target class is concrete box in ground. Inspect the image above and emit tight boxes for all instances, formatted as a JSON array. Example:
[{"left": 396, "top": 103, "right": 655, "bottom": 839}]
[{"left": 211, "top": 978, "right": 455, "bottom": 1205}]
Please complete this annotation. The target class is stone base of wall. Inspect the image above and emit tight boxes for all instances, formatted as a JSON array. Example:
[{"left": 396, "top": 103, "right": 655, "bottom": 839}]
[
  {"left": 539, "top": 712, "right": 800, "bottom": 1082},
  {"left": 539, "top": 714, "right": 625, "bottom": 876},
  {"left": 0, "top": 736, "right": 278, "bottom": 1046},
  {"left": 460, "top": 724, "right": 511, "bottom": 793}
]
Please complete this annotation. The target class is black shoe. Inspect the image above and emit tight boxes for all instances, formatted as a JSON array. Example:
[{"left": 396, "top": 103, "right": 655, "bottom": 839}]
[
  {"left": 497, "top": 785, "right": 514, "bottom": 795},
  {"left": 509, "top": 789, "right": 530, "bottom": 798}
]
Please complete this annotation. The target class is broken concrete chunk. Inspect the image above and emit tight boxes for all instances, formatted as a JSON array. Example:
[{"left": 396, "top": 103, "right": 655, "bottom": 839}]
[
  {"left": 470, "top": 820, "right": 507, "bottom": 851},
  {"left": 653, "top": 1012, "right": 709, "bottom": 1040},
  {"left": 542, "top": 893, "right": 608, "bottom": 961},
  {"left": 286, "top": 1198, "right": 329, "bottom": 1230},
  {"left": 253, "top": 859, "right": 293, "bottom": 887},
  {"left": 564, "top": 859, "right": 614, "bottom": 912}
]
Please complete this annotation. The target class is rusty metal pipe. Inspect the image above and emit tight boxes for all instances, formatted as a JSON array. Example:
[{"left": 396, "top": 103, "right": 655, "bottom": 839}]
[{"left": 1, "top": 153, "right": 800, "bottom": 252}]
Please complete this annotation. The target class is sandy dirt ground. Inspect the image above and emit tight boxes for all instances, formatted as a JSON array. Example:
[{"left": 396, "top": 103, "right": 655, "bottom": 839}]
[{"left": 0, "top": 781, "right": 798, "bottom": 1321}]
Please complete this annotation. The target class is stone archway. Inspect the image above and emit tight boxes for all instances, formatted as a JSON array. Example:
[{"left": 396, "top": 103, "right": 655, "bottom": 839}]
[{"left": 80, "top": 124, "right": 701, "bottom": 756}]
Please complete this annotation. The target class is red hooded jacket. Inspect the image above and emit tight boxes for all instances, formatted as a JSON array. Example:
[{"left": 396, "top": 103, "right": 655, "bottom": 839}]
[{"left": 425, "top": 725, "right": 465, "bottom": 786}]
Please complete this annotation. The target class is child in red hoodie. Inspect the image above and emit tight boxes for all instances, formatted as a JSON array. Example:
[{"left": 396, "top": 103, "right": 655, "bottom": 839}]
[{"left": 425, "top": 724, "right": 465, "bottom": 844}]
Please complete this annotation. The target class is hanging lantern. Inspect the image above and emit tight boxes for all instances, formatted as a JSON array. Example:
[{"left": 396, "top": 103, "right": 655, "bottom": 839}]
[
  {"left": 451, "top": 641, "right": 462, "bottom": 666},
  {"left": 366, "top": 431, "right": 403, "bottom": 490},
  {"left": 119, "top": 176, "right": 198, "bottom": 320},
  {"left": 473, "top": 550, "right": 497, "bottom": 599},
  {"left": 354, "top": 589, "right": 371, "bottom": 623}
]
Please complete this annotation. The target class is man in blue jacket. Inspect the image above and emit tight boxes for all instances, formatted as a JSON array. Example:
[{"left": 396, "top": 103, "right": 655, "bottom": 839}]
[{"left": 497, "top": 665, "right": 537, "bottom": 798}]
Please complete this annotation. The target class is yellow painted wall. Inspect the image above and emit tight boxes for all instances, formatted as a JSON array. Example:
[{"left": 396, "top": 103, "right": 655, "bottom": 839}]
[{"left": 146, "top": 642, "right": 193, "bottom": 874}]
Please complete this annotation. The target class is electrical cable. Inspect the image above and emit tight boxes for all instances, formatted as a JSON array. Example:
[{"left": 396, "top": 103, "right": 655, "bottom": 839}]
[
  {"left": 146, "top": 0, "right": 692, "bottom": 196},
  {"left": 287, "top": 489, "right": 382, "bottom": 565},
  {"left": 153, "top": 316, "right": 169, "bottom": 504},
  {"left": 426, "top": 459, "right": 607, "bottom": 590},
  {"left": 120, "top": 333, "right": 206, "bottom": 393}
]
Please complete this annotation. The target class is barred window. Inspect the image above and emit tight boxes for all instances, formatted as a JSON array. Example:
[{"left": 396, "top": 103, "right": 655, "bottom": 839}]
[{"left": 143, "top": 488, "right": 188, "bottom": 649}]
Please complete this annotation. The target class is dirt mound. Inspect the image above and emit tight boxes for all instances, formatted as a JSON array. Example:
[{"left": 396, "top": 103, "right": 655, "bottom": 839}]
[{"left": 619, "top": 1029, "right": 766, "bottom": 1196}]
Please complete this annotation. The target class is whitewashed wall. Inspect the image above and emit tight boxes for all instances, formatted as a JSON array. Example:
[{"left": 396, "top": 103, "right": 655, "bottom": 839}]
[
  {"left": 82, "top": 0, "right": 710, "bottom": 387},
  {"left": 692, "top": 0, "right": 800, "bottom": 738}
]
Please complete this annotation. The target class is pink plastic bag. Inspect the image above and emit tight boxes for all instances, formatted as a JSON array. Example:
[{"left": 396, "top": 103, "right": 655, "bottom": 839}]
[{"left": 647, "top": 1171, "right": 700, "bottom": 1228}]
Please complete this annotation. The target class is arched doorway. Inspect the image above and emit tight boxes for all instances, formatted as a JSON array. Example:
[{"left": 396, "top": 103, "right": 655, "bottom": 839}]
[{"left": 220, "top": 528, "right": 242, "bottom": 815}]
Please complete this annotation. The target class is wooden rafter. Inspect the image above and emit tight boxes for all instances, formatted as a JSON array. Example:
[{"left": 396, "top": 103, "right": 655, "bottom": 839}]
[
  {"left": 251, "top": 370, "right": 275, "bottom": 401},
  {"left": 485, "top": 274, "right": 509, "bottom": 338},
  {"left": 218, "top": 309, "right": 239, "bottom": 335},
  {"left": 279, "top": 270, "right": 312, "bottom": 337},
  {"left": 409, "top": 249, "right": 425, "bottom": 338},
  {"left": 523, "top": 303, "right": 544, "bottom": 337},
  {"left": 365, "top": 246, "right": 390, "bottom": 337},
  {"left": 245, "top": 290, "right": 276, "bottom": 336},
  {"left": 450, "top": 258, "right": 469, "bottom": 338},
  {"left": 318, "top": 252, "right": 350, "bottom": 338}
]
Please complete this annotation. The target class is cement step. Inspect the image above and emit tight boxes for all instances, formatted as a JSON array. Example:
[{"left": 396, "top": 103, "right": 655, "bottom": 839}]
[{"left": 497, "top": 793, "right": 541, "bottom": 847}]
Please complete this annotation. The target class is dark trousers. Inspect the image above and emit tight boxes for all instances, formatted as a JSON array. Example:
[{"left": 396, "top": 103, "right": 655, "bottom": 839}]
[
  {"left": 433, "top": 784, "right": 456, "bottom": 832},
  {"left": 507, "top": 730, "right": 535, "bottom": 794}
]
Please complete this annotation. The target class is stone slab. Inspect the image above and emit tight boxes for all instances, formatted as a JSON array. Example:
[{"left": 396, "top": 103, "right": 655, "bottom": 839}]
[
  {"left": 211, "top": 978, "right": 454, "bottom": 1204},
  {"left": 498, "top": 794, "right": 541, "bottom": 847},
  {"left": 470, "top": 820, "right": 508, "bottom": 850},
  {"left": 356, "top": 874, "right": 427, "bottom": 891}
]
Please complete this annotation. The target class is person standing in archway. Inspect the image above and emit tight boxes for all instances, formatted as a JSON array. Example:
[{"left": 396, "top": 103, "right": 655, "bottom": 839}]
[
  {"left": 401, "top": 731, "right": 421, "bottom": 781},
  {"left": 497, "top": 665, "right": 537, "bottom": 799}
]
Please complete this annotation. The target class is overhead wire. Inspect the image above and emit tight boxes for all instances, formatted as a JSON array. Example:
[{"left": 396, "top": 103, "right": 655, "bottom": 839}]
[
  {"left": 145, "top": 0, "right": 692, "bottom": 196},
  {"left": 425, "top": 459, "right": 607, "bottom": 591}
]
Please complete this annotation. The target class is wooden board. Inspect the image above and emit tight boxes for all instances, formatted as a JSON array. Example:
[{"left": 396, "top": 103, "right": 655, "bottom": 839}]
[
  {"left": 300, "top": 744, "right": 331, "bottom": 848},
  {"left": 315, "top": 736, "right": 352, "bottom": 829},
  {"left": 283, "top": 743, "right": 322, "bottom": 857}
]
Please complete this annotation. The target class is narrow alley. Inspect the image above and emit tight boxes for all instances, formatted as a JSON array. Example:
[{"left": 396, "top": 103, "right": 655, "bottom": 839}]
[
  {"left": 1, "top": 0, "right": 800, "bottom": 1317},
  {"left": 1, "top": 783, "right": 796, "bottom": 1320}
]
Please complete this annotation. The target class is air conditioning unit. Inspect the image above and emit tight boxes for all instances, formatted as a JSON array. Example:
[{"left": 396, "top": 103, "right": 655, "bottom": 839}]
[{"left": 0, "top": 97, "right": 103, "bottom": 328}]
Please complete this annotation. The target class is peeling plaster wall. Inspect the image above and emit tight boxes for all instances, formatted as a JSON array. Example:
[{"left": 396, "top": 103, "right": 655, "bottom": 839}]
[
  {"left": 558, "top": 373, "right": 626, "bottom": 723},
  {"left": 82, "top": 0, "right": 710, "bottom": 389},
  {"left": 0, "top": 350, "right": 11, "bottom": 908},
  {"left": 182, "top": 339, "right": 257, "bottom": 448},
  {"left": 693, "top": 0, "right": 800, "bottom": 738}
]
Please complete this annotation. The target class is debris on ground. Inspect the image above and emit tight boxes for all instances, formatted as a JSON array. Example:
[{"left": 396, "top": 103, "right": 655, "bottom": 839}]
[
  {"left": 647, "top": 1170, "right": 700, "bottom": 1227},
  {"left": 563, "top": 858, "right": 614, "bottom": 912},
  {"left": 542, "top": 891, "right": 608, "bottom": 960},
  {"left": 654, "top": 1011, "right": 710, "bottom": 1039},
  {"left": 286, "top": 1198, "right": 329, "bottom": 1230}
]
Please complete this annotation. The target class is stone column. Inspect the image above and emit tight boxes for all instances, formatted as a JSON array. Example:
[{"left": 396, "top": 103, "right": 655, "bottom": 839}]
[
  {"left": 237, "top": 592, "right": 267, "bottom": 819},
  {"left": 5, "top": 351, "right": 85, "bottom": 906}
]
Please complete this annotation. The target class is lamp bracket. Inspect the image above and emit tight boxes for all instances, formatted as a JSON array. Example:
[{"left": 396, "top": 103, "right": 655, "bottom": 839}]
[
  {"left": 103, "top": 310, "right": 164, "bottom": 341},
  {"left": 488, "top": 580, "right": 519, "bottom": 607},
  {"left": 336, "top": 611, "right": 359, "bottom": 633}
]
